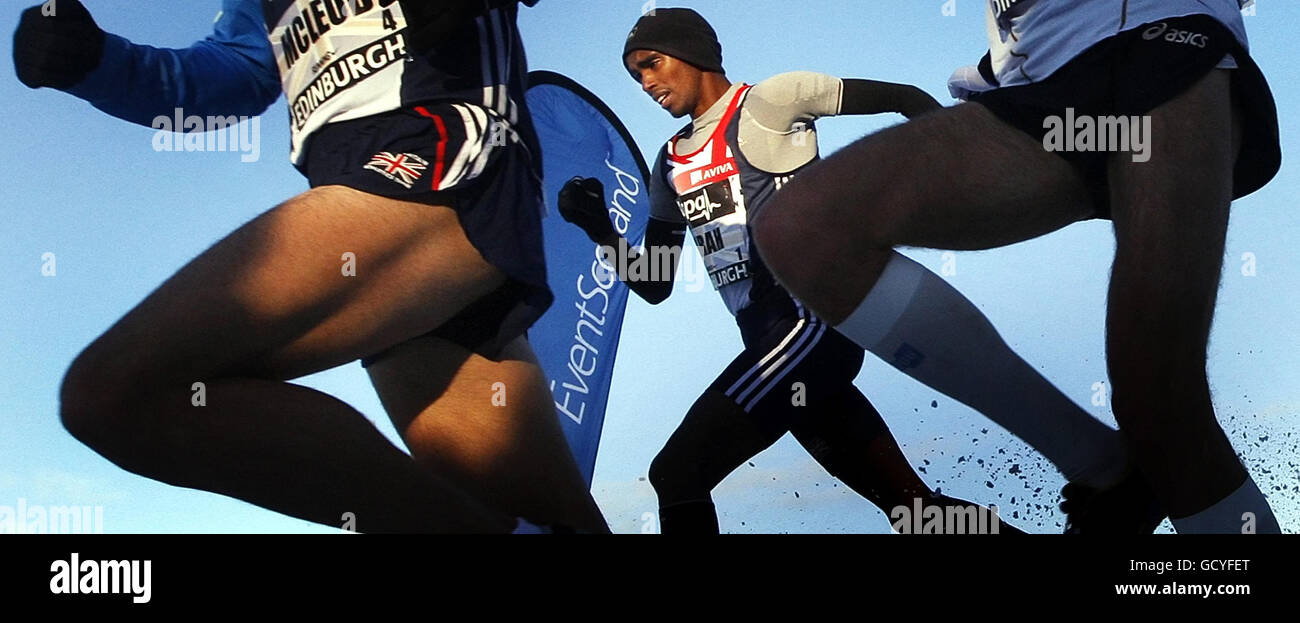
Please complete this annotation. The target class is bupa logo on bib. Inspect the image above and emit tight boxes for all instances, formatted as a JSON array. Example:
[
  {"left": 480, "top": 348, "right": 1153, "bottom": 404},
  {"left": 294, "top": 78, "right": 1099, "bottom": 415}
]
[
  {"left": 679, "top": 183, "right": 735, "bottom": 224},
  {"left": 1142, "top": 22, "right": 1210, "bottom": 48}
]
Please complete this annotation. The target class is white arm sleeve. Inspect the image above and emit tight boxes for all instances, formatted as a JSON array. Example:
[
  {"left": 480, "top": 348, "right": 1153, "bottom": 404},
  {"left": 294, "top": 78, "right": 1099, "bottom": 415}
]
[
  {"left": 736, "top": 72, "right": 844, "bottom": 175},
  {"left": 744, "top": 71, "right": 845, "bottom": 130}
]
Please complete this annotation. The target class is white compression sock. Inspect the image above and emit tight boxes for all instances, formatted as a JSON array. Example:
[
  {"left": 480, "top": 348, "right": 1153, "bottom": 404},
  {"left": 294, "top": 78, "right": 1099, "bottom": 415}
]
[
  {"left": 836, "top": 252, "right": 1128, "bottom": 488},
  {"left": 1171, "top": 476, "right": 1282, "bottom": 534}
]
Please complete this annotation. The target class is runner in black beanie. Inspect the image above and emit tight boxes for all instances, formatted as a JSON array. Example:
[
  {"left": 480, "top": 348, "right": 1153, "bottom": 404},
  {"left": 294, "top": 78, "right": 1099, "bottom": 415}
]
[{"left": 623, "top": 7, "right": 724, "bottom": 78}]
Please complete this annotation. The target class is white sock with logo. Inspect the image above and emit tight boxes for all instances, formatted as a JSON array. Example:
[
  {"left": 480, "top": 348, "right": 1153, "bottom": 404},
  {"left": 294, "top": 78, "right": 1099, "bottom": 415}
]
[
  {"left": 1171, "top": 476, "right": 1281, "bottom": 534},
  {"left": 835, "top": 252, "right": 1128, "bottom": 488}
]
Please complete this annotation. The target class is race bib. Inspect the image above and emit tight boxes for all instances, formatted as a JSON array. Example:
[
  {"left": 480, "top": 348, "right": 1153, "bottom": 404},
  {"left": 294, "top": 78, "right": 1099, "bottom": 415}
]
[{"left": 676, "top": 174, "right": 752, "bottom": 290}]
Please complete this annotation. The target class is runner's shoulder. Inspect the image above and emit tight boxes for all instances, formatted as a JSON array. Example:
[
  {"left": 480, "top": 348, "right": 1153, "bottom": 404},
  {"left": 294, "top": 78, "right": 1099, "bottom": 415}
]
[
  {"left": 661, "top": 121, "right": 695, "bottom": 156},
  {"left": 749, "top": 71, "right": 842, "bottom": 104}
]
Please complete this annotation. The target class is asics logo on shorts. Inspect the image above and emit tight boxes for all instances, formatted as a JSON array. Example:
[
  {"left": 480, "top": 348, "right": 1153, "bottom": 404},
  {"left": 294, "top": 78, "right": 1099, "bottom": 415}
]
[{"left": 1142, "top": 22, "right": 1210, "bottom": 48}]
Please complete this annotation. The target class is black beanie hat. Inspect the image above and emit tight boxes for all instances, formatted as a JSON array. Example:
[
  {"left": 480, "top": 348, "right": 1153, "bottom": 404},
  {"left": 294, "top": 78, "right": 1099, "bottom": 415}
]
[{"left": 622, "top": 8, "right": 724, "bottom": 80}]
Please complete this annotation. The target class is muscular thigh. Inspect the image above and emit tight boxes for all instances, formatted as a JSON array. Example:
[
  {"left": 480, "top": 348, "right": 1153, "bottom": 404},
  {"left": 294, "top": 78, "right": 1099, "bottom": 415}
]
[
  {"left": 1106, "top": 70, "right": 1238, "bottom": 358},
  {"left": 765, "top": 103, "right": 1096, "bottom": 253},
  {"left": 367, "top": 335, "right": 547, "bottom": 471},
  {"left": 366, "top": 334, "right": 597, "bottom": 521},
  {"left": 1108, "top": 70, "right": 1237, "bottom": 248},
  {"left": 77, "top": 185, "right": 504, "bottom": 391}
]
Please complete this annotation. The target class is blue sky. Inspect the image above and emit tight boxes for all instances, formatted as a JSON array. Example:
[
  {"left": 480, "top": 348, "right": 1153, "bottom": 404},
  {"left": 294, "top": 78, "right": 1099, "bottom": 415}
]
[{"left": 2, "top": 0, "right": 1297, "bottom": 533}]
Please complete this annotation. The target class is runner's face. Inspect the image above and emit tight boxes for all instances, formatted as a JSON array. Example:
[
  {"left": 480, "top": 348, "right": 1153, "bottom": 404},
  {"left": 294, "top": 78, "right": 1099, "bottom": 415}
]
[{"left": 625, "top": 50, "right": 703, "bottom": 118}]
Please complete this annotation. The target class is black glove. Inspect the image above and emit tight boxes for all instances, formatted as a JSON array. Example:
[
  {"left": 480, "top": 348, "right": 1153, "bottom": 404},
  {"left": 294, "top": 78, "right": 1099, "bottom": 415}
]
[
  {"left": 13, "top": 0, "right": 106, "bottom": 90},
  {"left": 558, "top": 177, "right": 616, "bottom": 244},
  {"left": 399, "top": 0, "right": 538, "bottom": 53}
]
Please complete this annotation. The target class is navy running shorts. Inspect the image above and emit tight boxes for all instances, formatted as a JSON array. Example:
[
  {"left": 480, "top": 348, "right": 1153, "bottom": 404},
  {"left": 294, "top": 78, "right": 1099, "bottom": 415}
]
[
  {"left": 970, "top": 14, "right": 1280, "bottom": 219},
  {"left": 300, "top": 102, "right": 553, "bottom": 362},
  {"left": 710, "top": 290, "right": 868, "bottom": 435}
]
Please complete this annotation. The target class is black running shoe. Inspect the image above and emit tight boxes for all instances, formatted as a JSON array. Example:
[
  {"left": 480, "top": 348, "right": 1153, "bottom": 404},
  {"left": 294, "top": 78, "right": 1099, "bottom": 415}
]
[{"left": 1060, "top": 473, "right": 1166, "bottom": 534}]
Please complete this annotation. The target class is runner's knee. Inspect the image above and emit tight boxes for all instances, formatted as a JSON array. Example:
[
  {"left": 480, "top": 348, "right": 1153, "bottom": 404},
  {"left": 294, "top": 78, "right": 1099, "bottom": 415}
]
[
  {"left": 753, "top": 153, "right": 910, "bottom": 296},
  {"left": 648, "top": 445, "right": 707, "bottom": 501},
  {"left": 59, "top": 342, "right": 136, "bottom": 448},
  {"left": 1108, "top": 376, "right": 1206, "bottom": 446},
  {"left": 59, "top": 339, "right": 199, "bottom": 463}
]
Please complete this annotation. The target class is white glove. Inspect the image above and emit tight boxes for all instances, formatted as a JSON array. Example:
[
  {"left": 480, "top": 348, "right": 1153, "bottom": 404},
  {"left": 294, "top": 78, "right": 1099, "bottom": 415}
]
[{"left": 947, "top": 65, "right": 995, "bottom": 101}]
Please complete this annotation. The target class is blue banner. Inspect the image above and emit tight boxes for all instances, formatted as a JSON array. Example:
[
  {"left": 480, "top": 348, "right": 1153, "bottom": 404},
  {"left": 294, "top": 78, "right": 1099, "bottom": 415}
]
[{"left": 526, "top": 71, "right": 651, "bottom": 485}]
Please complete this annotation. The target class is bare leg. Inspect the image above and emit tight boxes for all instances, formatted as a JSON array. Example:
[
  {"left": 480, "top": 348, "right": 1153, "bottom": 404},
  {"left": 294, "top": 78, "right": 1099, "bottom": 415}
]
[
  {"left": 367, "top": 335, "right": 609, "bottom": 533},
  {"left": 61, "top": 186, "right": 533, "bottom": 532},
  {"left": 1105, "top": 70, "right": 1253, "bottom": 518},
  {"left": 753, "top": 74, "right": 1277, "bottom": 527},
  {"left": 752, "top": 102, "right": 1094, "bottom": 323},
  {"left": 752, "top": 110, "right": 1127, "bottom": 485}
]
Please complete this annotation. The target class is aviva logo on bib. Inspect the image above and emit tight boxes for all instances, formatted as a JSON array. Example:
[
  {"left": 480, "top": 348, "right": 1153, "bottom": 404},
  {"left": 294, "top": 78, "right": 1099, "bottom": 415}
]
[{"left": 689, "top": 161, "right": 737, "bottom": 187}]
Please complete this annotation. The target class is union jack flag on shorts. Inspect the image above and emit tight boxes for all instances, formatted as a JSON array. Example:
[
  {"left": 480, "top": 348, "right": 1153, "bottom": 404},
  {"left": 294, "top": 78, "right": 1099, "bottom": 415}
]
[{"left": 364, "top": 152, "right": 430, "bottom": 189}]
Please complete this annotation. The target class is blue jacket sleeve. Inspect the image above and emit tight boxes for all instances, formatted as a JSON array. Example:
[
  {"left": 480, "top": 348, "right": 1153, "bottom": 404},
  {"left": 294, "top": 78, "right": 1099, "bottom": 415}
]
[{"left": 64, "top": 0, "right": 280, "bottom": 128}]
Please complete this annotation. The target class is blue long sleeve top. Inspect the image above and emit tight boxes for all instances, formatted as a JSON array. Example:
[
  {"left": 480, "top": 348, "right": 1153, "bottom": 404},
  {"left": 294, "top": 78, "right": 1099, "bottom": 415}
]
[{"left": 64, "top": 0, "right": 280, "bottom": 127}]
